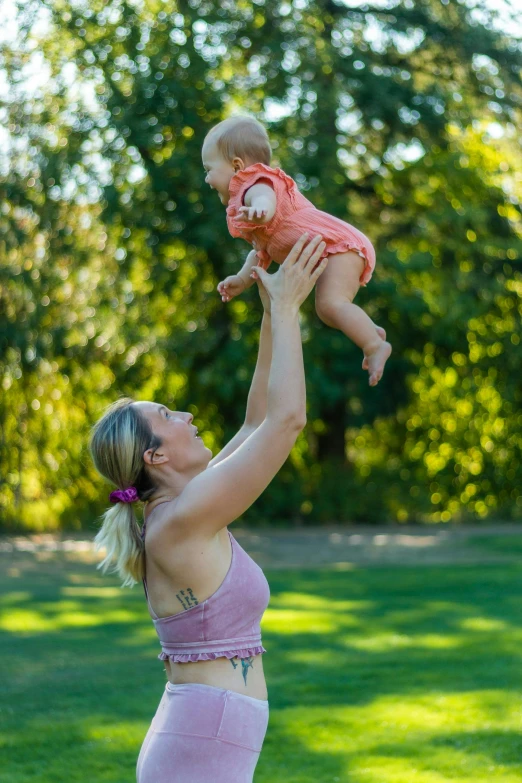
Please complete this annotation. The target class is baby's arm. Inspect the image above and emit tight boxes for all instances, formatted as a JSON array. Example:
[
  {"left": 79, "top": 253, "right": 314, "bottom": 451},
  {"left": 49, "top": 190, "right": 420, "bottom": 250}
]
[
  {"left": 238, "top": 183, "right": 277, "bottom": 224},
  {"left": 218, "top": 181, "right": 276, "bottom": 302},
  {"left": 217, "top": 249, "right": 258, "bottom": 303}
]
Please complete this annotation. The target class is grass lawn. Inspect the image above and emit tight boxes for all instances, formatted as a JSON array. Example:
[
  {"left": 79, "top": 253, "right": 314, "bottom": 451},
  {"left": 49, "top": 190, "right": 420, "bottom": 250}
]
[{"left": 1, "top": 538, "right": 522, "bottom": 782}]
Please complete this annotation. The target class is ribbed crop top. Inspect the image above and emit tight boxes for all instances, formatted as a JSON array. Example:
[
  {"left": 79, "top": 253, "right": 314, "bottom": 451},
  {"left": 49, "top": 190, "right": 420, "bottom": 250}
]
[{"left": 141, "top": 524, "right": 270, "bottom": 663}]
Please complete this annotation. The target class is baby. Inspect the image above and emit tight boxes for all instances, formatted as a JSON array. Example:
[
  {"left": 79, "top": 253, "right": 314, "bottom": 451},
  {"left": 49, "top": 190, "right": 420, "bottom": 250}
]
[{"left": 202, "top": 116, "right": 391, "bottom": 386}]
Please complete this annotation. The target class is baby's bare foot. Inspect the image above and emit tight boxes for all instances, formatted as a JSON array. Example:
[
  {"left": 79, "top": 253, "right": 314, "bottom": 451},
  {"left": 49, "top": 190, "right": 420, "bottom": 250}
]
[
  {"left": 375, "top": 325, "right": 386, "bottom": 341},
  {"left": 362, "top": 341, "right": 392, "bottom": 386}
]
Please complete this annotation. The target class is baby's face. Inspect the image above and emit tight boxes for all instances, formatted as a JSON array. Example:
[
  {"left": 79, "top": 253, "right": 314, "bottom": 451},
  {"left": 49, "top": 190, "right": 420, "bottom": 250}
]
[{"left": 202, "top": 141, "right": 237, "bottom": 205}]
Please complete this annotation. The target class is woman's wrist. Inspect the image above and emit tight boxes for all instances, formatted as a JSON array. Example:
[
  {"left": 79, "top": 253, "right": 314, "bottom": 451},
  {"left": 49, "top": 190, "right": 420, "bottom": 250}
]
[{"left": 271, "top": 301, "right": 299, "bottom": 319}]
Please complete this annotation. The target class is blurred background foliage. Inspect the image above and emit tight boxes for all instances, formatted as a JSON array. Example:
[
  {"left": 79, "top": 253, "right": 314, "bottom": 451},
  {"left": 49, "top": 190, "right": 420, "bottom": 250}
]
[{"left": 1, "top": 0, "right": 521, "bottom": 531}]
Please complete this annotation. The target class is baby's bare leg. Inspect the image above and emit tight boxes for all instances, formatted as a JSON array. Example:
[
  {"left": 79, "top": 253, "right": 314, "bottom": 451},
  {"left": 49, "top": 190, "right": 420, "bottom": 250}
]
[{"left": 314, "top": 251, "right": 391, "bottom": 386}]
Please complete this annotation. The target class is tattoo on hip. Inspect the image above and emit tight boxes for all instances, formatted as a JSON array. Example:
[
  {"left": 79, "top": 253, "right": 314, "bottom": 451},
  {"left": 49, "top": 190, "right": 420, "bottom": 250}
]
[{"left": 230, "top": 656, "right": 254, "bottom": 685}]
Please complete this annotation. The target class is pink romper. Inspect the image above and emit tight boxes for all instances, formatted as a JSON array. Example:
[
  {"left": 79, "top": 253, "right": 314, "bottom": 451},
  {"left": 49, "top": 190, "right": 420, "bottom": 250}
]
[{"left": 226, "top": 162, "right": 376, "bottom": 285}]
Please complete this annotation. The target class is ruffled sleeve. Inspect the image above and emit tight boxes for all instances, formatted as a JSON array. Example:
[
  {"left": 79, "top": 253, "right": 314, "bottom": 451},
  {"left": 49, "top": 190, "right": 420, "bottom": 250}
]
[{"left": 226, "top": 163, "right": 297, "bottom": 240}]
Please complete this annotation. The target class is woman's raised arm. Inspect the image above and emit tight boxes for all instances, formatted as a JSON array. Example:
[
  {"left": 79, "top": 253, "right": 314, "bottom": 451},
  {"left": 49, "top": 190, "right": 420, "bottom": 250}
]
[{"left": 170, "top": 234, "right": 328, "bottom": 538}]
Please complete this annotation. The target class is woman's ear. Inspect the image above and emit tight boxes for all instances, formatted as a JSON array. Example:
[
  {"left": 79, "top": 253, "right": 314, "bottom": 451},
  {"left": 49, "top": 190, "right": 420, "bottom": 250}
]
[{"left": 143, "top": 448, "right": 169, "bottom": 466}]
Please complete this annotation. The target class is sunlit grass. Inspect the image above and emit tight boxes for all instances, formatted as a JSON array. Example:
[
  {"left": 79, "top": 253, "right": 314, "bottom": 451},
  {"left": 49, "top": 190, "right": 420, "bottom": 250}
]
[
  {"left": 1, "top": 543, "right": 522, "bottom": 782},
  {"left": 268, "top": 695, "right": 522, "bottom": 782}
]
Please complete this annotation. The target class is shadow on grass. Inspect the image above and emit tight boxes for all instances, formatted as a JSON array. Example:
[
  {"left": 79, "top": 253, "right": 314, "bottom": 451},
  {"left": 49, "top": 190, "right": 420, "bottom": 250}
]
[
  {"left": 468, "top": 535, "right": 522, "bottom": 556},
  {"left": 263, "top": 564, "right": 522, "bottom": 703},
  {"left": 1, "top": 550, "right": 522, "bottom": 781}
]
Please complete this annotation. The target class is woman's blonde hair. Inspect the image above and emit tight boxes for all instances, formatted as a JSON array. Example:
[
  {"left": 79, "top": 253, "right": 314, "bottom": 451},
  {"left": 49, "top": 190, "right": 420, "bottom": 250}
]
[
  {"left": 89, "top": 398, "right": 161, "bottom": 587},
  {"left": 204, "top": 116, "right": 271, "bottom": 166}
]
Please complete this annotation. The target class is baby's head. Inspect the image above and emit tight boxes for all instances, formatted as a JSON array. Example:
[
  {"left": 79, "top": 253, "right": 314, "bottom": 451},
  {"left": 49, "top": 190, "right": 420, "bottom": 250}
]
[{"left": 202, "top": 116, "right": 271, "bottom": 205}]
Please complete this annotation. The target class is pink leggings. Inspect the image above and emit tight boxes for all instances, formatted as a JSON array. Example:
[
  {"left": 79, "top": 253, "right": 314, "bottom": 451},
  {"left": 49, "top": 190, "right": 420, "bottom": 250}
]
[{"left": 136, "top": 682, "right": 269, "bottom": 782}]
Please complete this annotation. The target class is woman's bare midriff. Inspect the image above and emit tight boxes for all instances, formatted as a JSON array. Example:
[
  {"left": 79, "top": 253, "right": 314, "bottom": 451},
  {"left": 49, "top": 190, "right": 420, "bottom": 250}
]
[{"left": 164, "top": 653, "right": 268, "bottom": 701}]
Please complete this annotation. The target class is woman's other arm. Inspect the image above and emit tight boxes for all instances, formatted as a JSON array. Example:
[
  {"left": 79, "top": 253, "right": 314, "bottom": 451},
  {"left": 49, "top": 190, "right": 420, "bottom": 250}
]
[{"left": 207, "top": 306, "right": 272, "bottom": 467}]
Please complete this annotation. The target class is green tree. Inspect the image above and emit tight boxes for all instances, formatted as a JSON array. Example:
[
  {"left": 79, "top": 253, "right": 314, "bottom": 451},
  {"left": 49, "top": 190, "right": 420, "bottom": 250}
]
[{"left": 1, "top": 0, "right": 521, "bottom": 528}]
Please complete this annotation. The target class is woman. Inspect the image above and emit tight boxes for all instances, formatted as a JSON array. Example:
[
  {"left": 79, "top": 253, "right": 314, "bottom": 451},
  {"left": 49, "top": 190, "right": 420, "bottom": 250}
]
[{"left": 89, "top": 233, "right": 328, "bottom": 783}]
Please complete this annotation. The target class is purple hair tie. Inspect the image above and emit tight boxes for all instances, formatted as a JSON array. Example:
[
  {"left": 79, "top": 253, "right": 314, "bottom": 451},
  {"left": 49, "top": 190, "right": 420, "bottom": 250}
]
[{"left": 109, "top": 486, "right": 139, "bottom": 504}]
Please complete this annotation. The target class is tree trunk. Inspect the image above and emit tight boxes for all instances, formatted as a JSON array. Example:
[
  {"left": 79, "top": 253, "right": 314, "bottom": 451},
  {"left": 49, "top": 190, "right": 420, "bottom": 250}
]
[{"left": 316, "top": 398, "right": 346, "bottom": 462}]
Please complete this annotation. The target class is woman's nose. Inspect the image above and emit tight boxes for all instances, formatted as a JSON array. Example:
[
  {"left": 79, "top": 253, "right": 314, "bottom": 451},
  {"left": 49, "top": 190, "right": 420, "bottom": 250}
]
[{"left": 187, "top": 413, "right": 194, "bottom": 424}]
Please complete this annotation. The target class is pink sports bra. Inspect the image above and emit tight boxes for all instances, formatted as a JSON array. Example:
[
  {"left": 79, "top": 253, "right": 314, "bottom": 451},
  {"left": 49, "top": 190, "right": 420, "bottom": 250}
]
[{"left": 141, "top": 519, "right": 270, "bottom": 663}]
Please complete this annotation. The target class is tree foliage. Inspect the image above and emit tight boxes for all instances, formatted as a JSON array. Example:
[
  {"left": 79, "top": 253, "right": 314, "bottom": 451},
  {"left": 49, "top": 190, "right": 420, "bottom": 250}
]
[{"left": 1, "top": 0, "right": 521, "bottom": 529}]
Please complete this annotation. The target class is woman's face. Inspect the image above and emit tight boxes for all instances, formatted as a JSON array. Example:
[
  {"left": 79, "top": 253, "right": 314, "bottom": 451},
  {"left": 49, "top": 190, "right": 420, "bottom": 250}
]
[{"left": 134, "top": 401, "right": 212, "bottom": 475}]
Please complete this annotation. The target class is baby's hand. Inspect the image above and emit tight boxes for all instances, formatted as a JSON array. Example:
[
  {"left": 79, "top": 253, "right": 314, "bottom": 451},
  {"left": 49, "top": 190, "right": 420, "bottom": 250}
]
[
  {"left": 217, "top": 274, "right": 247, "bottom": 303},
  {"left": 237, "top": 206, "right": 268, "bottom": 223}
]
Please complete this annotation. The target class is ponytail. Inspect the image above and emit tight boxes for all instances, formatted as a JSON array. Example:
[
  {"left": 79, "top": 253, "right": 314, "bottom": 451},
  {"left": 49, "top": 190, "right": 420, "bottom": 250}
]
[
  {"left": 89, "top": 398, "right": 160, "bottom": 587},
  {"left": 94, "top": 502, "right": 144, "bottom": 587}
]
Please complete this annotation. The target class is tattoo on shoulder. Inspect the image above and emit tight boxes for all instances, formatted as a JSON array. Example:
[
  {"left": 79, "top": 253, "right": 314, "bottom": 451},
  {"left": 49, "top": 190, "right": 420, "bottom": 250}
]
[
  {"left": 230, "top": 656, "right": 254, "bottom": 685},
  {"left": 175, "top": 588, "right": 199, "bottom": 610}
]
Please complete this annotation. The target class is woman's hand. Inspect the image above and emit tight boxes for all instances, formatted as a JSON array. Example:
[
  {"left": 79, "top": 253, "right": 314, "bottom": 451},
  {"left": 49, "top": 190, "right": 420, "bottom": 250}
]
[{"left": 250, "top": 234, "right": 327, "bottom": 315}]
